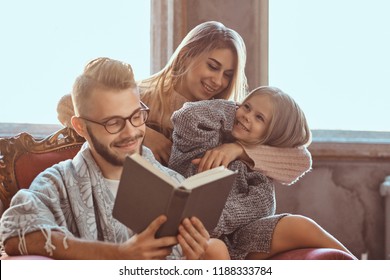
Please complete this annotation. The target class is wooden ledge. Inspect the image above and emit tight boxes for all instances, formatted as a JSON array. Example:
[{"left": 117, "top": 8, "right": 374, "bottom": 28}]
[{"left": 310, "top": 130, "right": 390, "bottom": 161}]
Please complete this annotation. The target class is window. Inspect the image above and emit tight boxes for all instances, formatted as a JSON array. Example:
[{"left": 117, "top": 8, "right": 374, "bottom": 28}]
[
  {"left": 0, "top": 0, "right": 150, "bottom": 125},
  {"left": 269, "top": 0, "right": 389, "bottom": 132}
]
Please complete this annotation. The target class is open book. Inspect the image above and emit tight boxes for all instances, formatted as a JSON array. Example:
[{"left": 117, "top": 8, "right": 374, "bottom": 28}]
[{"left": 112, "top": 153, "right": 237, "bottom": 237}]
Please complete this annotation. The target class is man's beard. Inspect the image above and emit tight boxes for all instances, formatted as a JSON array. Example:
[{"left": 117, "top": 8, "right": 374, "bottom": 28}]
[{"left": 87, "top": 126, "right": 143, "bottom": 166}]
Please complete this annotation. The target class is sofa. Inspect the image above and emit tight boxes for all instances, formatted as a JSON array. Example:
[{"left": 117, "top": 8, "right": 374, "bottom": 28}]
[{"left": 0, "top": 127, "right": 356, "bottom": 260}]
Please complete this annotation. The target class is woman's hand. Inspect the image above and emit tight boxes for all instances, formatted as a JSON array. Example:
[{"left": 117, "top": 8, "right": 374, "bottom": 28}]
[
  {"left": 191, "top": 142, "right": 245, "bottom": 173},
  {"left": 143, "top": 126, "right": 172, "bottom": 165}
]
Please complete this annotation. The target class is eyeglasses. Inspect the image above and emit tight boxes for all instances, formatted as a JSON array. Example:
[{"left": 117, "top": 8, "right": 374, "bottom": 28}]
[{"left": 78, "top": 102, "right": 149, "bottom": 134}]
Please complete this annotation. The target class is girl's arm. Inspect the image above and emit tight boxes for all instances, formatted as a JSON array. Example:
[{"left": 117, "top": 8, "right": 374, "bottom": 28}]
[
  {"left": 191, "top": 142, "right": 249, "bottom": 172},
  {"left": 168, "top": 100, "right": 236, "bottom": 177}
]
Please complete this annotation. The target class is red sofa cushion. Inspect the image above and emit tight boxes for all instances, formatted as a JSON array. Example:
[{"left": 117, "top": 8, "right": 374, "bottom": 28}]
[
  {"left": 14, "top": 146, "right": 81, "bottom": 189},
  {"left": 268, "top": 248, "right": 357, "bottom": 260}
]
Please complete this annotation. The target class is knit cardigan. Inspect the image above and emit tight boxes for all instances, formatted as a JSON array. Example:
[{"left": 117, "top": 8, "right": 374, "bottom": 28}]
[
  {"left": 168, "top": 99, "right": 289, "bottom": 259},
  {"left": 0, "top": 144, "right": 184, "bottom": 259}
]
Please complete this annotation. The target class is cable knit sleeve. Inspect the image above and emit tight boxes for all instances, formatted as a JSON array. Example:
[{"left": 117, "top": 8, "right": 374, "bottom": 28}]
[
  {"left": 243, "top": 145, "right": 312, "bottom": 185},
  {"left": 169, "top": 99, "right": 236, "bottom": 177}
]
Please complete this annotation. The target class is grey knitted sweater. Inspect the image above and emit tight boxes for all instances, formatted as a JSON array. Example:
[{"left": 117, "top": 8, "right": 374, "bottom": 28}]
[{"left": 169, "top": 99, "right": 287, "bottom": 259}]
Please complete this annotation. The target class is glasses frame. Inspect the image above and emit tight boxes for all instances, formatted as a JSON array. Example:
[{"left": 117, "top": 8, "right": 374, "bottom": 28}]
[{"left": 78, "top": 101, "right": 149, "bottom": 134}]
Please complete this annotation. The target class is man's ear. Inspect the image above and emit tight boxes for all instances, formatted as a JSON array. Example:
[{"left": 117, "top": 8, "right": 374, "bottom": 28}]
[{"left": 71, "top": 116, "right": 87, "bottom": 138}]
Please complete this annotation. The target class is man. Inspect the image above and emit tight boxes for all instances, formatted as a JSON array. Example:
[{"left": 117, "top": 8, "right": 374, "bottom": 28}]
[{"left": 0, "top": 57, "right": 228, "bottom": 260}]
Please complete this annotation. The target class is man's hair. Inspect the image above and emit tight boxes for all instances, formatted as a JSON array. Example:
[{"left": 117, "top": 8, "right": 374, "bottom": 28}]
[
  {"left": 242, "top": 86, "right": 312, "bottom": 148},
  {"left": 139, "top": 21, "right": 248, "bottom": 138},
  {"left": 72, "top": 57, "right": 137, "bottom": 115}
]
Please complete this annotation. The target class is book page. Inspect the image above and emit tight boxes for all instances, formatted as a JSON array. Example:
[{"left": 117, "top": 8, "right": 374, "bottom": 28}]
[
  {"left": 130, "top": 153, "right": 180, "bottom": 188},
  {"left": 182, "top": 166, "right": 235, "bottom": 190}
]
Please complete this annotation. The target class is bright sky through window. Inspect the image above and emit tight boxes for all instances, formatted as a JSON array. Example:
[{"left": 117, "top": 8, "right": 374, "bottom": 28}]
[
  {"left": 2, "top": 0, "right": 388, "bottom": 132},
  {"left": 0, "top": 0, "right": 150, "bottom": 125},
  {"left": 270, "top": 0, "right": 389, "bottom": 132}
]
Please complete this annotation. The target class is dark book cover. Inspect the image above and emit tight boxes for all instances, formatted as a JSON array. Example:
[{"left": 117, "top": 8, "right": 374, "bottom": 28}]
[{"left": 112, "top": 153, "right": 236, "bottom": 237}]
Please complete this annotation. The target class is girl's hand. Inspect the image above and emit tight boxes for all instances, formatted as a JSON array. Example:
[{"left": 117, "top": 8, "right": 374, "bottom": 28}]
[
  {"left": 191, "top": 142, "right": 245, "bottom": 173},
  {"left": 143, "top": 126, "right": 172, "bottom": 165}
]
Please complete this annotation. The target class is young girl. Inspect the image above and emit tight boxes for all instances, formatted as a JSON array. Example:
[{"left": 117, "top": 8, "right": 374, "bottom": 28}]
[
  {"left": 168, "top": 86, "right": 356, "bottom": 260},
  {"left": 57, "top": 21, "right": 311, "bottom": 185}
]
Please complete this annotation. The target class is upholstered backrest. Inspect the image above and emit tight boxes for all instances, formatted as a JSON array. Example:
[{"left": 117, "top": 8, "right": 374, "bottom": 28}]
[{"left": 0, "top": 127, "right": 85, "bottom": 211}]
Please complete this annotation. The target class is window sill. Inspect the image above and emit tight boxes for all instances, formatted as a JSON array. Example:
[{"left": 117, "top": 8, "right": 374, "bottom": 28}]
[
  {"left": 311, "top": 130, "right": 390, "bottom": 161},
  {"left": 1, "top": 124, "right": 389, "bottom": 160},
  {"left": 0, "top": 123, "right": 63, "bottom": 138}
]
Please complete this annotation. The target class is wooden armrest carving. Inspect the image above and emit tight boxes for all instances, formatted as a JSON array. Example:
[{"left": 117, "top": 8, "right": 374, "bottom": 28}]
[{"left": 0, "top": 127, "right": 85, "bottom": 210}]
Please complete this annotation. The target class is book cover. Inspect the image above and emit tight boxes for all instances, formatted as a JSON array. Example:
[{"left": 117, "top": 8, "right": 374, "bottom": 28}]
[{"left": 112, "top": 153, "right": 236, "bottom": 237}]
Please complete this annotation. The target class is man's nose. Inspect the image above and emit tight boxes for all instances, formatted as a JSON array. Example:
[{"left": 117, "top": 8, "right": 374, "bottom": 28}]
[{"left": 122, "top": 118, "right": 138, "bottom": 134}]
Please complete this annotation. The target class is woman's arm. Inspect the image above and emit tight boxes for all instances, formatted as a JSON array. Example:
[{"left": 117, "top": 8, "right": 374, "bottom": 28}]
[
  {"left": 194, "top": 143, "right": 312, "bottom": 185},
  {"left": 143, "top": 126, "right": 172, "bottom": 165},
  {"left": 243, "top": 144, "right": 312, "bottom": 185}
]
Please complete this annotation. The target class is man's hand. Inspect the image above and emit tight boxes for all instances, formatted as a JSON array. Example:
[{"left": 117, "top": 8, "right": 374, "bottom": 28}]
[
  {"left": 119, "top": 215, "right": 177, "bottom": 259},
  {"left": 144, "top": 126, "right": 172, "bottom": 165},
  {"left": 177, "top": 217, "right": 210, "bottom": 260},
  {"left": 192, "top": 143, "right": 245, "bottom": 173}
]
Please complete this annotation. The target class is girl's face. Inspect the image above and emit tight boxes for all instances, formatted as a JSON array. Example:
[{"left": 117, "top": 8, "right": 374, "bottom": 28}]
[
  {"left": 176, "top": 48, "right": 236, "bottom": 101},
  {"left": 232, "top": 94, "right": 274, "bottom": 145}
]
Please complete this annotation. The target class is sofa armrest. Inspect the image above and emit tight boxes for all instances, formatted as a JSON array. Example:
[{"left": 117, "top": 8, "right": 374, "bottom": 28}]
[
  {"left": 0, "top": 254, "right": 53, "bottom": 260},
  {"left": 0, "top": 248, "right": 357, "bottom": 260},
  {"left": 267, "top": 248, "right": 357, "bottom": 260}
]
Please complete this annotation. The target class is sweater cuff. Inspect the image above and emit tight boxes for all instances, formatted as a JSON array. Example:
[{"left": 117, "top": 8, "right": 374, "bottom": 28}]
[{"left": 243, "top": 145, "right": 312, "bottom": 185}]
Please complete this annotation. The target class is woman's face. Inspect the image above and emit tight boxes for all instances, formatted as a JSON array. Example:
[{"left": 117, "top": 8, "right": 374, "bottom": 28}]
[
  {"left": 176, "top": 48, "right": 236, "bottom": 101},
  {"left": 232, "top": 94, "right": 274, "bottom": 145}
]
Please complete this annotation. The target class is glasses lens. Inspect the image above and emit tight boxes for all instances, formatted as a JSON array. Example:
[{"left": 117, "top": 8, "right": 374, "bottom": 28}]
[
  {"left": 105, "top": 117, "right": 125, "bottom": 134},
  {"left": 103, "top": 109, "right": 149, "bottom": 134},
  {"left": 131, "top": 110, "right": 148, "bottom": 127}
]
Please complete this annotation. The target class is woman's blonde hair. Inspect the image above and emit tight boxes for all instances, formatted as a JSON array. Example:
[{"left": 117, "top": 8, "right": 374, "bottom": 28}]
[
  {"left": 72, "top": 57, "right": 137, "bottom": 116},
  {"left": 139, "top": 21, "right": 248, "bottom": 137},
  {"left": 243, "top": 86, "right": 312, "bottom": 147}
]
